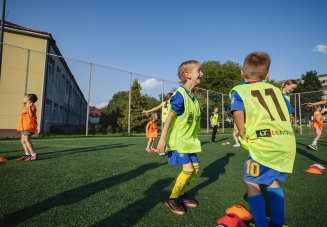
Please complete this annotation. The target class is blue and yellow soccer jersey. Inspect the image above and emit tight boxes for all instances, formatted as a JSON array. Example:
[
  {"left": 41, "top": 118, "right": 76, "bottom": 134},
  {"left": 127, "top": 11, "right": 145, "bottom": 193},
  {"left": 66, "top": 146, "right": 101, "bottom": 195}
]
[
  {"left": 230, "top": 81, "right": 296, "bottom": 173},
  {"left": 231, "top": 81, "right": 294, "bottom": 115}
]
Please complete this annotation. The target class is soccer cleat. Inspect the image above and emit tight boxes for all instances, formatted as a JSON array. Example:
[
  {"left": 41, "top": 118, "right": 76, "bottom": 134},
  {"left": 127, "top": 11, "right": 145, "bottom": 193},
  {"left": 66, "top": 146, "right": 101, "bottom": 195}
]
[
  {"left": 308, "top": 144, "right": 318, "bottom": 151},
  {"left": 146, "top": 148, "right": 154, "bottom": 153},
  {"left": 179, "top": 194, "right": 198, "bottom": 208},
  {"left": 165, "top": 198, "right": 186, "bottom": 216},
  {"left": 159, "top": 152, "right": 166, "bottom": 156},
  {"left": 24, "top": 155, "right": 37, "bottom": 161},
  {"left": 16, "top": 155, "right": 29, "bottom": 161},
  {"left": 233, "top": 143, "right": 241, "bottom": 147}
]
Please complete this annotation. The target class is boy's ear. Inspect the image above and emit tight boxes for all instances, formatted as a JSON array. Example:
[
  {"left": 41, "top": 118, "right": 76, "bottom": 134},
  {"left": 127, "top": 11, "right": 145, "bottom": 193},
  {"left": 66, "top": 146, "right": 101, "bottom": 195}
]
[
  {"left": 265, "top": 73, "right": 269, "bottom": 80},
  {"left": 240, "top": 70, "right": 245, "bottom": 79},
  {"left": 185, "top": 70, "right": 191, "bottom": 79}
]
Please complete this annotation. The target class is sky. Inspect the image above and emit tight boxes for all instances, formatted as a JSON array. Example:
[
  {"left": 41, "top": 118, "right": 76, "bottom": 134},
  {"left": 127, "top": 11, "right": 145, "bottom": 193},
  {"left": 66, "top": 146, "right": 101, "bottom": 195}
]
[{"left": 6, "top": 0, "right": 327, "bottom": 106}]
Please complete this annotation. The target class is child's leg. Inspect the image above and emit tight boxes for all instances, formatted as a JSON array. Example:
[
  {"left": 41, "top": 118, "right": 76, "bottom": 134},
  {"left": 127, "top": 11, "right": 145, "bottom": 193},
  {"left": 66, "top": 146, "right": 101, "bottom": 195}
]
[
  {"left": 24, "top": 135, "right": 36, "bottom": 155},
  {"left": 150, "top": 138, "right": 155, "bottom": 149},
  {"left": 312, "top": 128, "right": 322, "bottom": 145},
  {"left": 233, "top": 129, "right": 239, "bottom": 144},
  {"left": 146, "top": 138, "right": 152, "bottom": 149},
  {"left": 20, "top": 135, "right": 30, "bottom": 155},
  {"left": 246, "top": 181, "right": 268, "bottom": 227},
  {"left": 170, "top": 162, "right": 194, "bottom": 198},
  {"left": 267, "top": 181, "right": 285, "bottom": 227},
  {"left": 211, "top": 126, "right": 217, "bottom": 142},
  {"left": 180, "top": 162, "right": 199, "bottom": 195}
]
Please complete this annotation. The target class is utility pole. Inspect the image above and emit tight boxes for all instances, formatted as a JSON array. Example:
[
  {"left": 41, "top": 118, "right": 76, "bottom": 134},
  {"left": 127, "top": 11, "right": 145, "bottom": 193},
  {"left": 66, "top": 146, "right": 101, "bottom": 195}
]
[{"left": 0, "top": 0, "right": 6, "bottom": 78}]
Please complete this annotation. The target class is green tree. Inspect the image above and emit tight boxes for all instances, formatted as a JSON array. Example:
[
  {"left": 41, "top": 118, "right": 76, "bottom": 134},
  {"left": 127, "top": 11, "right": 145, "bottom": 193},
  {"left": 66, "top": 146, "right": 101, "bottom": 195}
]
[
  {"left": 199, "top": 60, "right": 242, "bottom": 126},
  {"left": 115, "top": 80, "right": 148, "bottom": 132},
  {"left": 200, "top": 60, "right": 242, "bottom": 94},
  {"left": 100, "top": 91, "right": 129, "bottom": 132}
]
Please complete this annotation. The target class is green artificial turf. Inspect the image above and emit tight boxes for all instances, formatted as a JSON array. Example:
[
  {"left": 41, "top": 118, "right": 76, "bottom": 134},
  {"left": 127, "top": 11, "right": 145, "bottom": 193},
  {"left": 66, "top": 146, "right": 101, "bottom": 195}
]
[{"left": 0, "top": 134, "right": 326, "bottom": 226}]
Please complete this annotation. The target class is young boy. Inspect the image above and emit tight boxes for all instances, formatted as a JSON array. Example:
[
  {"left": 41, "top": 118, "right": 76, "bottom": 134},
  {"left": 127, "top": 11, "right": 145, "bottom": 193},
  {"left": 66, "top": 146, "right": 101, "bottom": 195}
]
[
  {"left": 156, "top": 60, "right": 203, "bottom": 216},
  {"left": 230, "top": 52, "right": 296, "bottom": 227},
  {"left": 210, "top": 106, "right": 219, "bottom": 143},
  {"left": 17, "top": 94, "right": 38, "bottom": 161}
]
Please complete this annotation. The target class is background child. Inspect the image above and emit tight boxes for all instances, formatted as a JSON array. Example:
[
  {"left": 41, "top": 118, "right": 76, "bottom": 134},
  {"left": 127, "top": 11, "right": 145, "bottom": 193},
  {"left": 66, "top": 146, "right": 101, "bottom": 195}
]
[
  {"left": 143, "top": 92, "right": 173, "bottom": 124},
  {"left": 156, "top": 60, "right": 203, "bottom": 216},
  {"left": 210, "top": 106, "right": 219, "bottom": 143},
  {"left": 17, "top": 94, "right": 39, "bottom": 161},
  {"left": 230, "top": 52, "right": 296, "bottom": 227},
  {"left": 145, "top": 112, "right": 158, "bottom": 153},
  {"left": 281, "top": 79, "right": 297, "bottom": 103},
  {"left": 308, "top": 105, "right": 323, "bottom": 151}
]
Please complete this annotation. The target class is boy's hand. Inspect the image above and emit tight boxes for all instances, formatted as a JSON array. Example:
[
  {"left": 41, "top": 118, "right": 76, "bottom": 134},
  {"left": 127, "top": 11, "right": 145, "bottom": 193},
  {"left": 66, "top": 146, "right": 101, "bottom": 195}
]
[
  {"left": 156, "top": 138, "right": 166, "bottom": 153},
  {"left": 240, "top": 133, "right": 248, "bottom": 143}
]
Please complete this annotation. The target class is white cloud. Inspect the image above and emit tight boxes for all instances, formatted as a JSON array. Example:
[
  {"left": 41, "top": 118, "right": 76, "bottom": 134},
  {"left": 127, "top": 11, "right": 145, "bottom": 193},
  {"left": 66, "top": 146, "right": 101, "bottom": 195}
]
[
  {"left": 140, "top": 78, "right": 161, "bottom": 90},
  {"left": 312, "top": 44, "right": 327, "bottom": 54},
  {"left": 94, "top": 101, "right": 108, "bottom": 109}
]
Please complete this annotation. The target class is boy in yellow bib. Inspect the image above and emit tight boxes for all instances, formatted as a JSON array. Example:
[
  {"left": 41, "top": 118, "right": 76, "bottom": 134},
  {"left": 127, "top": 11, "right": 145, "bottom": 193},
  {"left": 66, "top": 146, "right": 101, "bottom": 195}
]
[
  {"left": 230, "top": 52, "right": 296, "bottom": 227},
  {"left": 157, "top": 60, "right": 203, "bottom": 216}
]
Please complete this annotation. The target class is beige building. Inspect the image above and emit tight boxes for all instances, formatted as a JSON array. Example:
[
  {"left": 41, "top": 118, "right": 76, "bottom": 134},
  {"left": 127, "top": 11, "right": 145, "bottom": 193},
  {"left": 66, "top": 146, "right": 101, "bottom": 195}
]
[{"left": 0, "top": 21, "right": 87, "bottom": 137}]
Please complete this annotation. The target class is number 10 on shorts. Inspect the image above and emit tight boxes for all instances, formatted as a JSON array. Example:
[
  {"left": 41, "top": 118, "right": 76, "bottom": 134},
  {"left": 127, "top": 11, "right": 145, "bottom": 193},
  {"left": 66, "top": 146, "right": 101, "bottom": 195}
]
[{"left": 246, "top": 160, "right": 260, "bottom": 177}]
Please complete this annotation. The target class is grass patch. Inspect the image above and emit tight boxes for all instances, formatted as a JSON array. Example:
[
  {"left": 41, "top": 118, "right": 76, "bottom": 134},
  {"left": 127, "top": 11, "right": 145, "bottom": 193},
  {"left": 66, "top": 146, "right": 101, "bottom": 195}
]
[{"left": 0, "top": 135, "right": 326, "bottom": 226}]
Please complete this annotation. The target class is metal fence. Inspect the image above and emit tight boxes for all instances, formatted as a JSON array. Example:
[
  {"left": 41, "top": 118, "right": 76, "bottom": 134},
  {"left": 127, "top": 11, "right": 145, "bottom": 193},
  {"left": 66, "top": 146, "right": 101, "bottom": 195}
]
[
  {"left": 2, "top": 43, "right": 324, "bottom": 137},
  {"left": 1, "top": 43, "right": 232, "bottom": 137},
  {"left": 291, "top": 90, "right": 327, "bottom": 135}
]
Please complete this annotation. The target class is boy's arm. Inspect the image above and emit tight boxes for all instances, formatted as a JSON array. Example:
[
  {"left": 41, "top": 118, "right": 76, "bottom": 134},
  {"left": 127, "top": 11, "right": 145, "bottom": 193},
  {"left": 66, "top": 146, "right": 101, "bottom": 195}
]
[
  {"left": 143, "top": 103, "right": 163, "bottom": 113},
  {"left": 303, "top": 100, "right": 327, "bottom": 107},
  {"left": 233, "top": 111, "right": 246, "bottom": 140},
  {"left": 156, "top": 111, "right": 176, "bottom": 153},
  {"left": 28, "top": 103, "right": 35, "bottom": 117}
]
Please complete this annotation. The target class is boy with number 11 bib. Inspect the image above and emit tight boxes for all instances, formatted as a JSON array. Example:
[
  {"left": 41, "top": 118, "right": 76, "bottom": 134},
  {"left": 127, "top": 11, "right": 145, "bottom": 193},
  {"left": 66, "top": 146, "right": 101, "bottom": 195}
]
[{"left": 230, "top": 52, "right": 296, "bottom": 227}]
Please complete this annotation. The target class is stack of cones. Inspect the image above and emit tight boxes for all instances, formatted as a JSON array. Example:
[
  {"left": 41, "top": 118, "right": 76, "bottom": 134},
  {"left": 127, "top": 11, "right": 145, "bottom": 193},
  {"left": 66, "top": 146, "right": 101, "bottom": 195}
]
[
  {"left": 217, "top": 204, "right": 252, "bottom": 227},
  {"left": 221, "top": 141, "right": 230, "bottom": 146},
  {"left": 305, "top": 164, "right": 325, "bottom": 174}
]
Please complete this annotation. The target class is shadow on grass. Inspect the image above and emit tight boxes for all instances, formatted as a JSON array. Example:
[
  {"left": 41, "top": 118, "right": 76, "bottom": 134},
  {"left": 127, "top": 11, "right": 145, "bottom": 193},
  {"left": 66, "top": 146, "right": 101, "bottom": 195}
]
[
  {"left": 92, "top": 177, "right": 173, "bottom": 226},
  {"left": 0, "top": 147, "right": 49, "bottom": 154},
  {"left": 201, "top": 137, "right": 228, "bottom": 146},
  {"left": 0, "top": 162, "right": 164, "bottom": 226},
  {"left": 38, "top": 143, "right": 134, "bottom": 160},
  {"left": 296, "top": 142, "right": 327, "bottom": 165},
  {"left": 188, "top": 152, "right": 235, "bottom": 196}
]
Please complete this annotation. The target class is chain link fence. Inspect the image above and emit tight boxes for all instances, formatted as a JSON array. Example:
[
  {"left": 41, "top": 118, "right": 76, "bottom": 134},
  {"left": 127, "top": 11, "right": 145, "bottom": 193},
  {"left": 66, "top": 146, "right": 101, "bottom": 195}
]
[
  {"left": 2, "top": 43, "right": 325, "bottom": 137},
  {"left": 0, "top": 43, "right": 230, "bottom": 137},
  {"left": 291, "top": 91, "right": 327, "bottom": 136}
]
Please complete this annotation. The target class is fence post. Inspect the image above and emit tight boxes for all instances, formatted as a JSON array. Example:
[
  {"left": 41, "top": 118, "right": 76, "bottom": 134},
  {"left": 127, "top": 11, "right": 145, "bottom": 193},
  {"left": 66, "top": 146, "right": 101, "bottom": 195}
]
[
  {"left": 294, "top": 93, "right": 297, "bottom": 128},
  {"left": 298, "top": 93, "right": 302, "bottom": 135},
  {"left": 222, "top": 94, "right": 225, "bottom": 133},
  {"left": 24, "top": 49, "right": 30, "bottom": 95},
  {"left": 128, "top": 73, "right": 132, "bottom": 135},
  {"left": 85, "top": 63, "right": 92, "bottom": 136},
  {"left": 206, "top": 90, "right": 209, "bottom": 134},
  {"left": 161, "top": 80, "right": 164, "bottom": 131}
]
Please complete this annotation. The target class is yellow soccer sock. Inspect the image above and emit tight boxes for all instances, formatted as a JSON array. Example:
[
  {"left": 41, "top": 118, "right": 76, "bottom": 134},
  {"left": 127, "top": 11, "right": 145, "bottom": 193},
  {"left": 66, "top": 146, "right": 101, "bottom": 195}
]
[
  {"left": 170, "top": 168, "right": 194, "bottom": 199},
  {"left": 180, "top": 163, "right": 199, "bottom": 196}
]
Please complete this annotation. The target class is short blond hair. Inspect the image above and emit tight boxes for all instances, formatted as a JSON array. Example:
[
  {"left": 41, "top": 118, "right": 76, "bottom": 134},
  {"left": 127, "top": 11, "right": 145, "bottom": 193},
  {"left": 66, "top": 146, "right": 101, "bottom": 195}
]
[
  {"left": 177, "top": 60, "right": 201, "bottom": 83},
  {"left": 242, "top": 52, "right": 271, "bottom": 80}
]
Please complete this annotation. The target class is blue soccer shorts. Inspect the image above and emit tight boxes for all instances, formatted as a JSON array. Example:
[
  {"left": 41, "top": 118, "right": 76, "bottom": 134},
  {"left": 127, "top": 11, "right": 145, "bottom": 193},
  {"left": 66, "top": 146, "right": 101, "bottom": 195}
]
[
  {"left": 168, "top": 151, "right": 199, "bottom": 166},
  {"left": 244, "top": 155, "right": 287, "bottom": 186}
]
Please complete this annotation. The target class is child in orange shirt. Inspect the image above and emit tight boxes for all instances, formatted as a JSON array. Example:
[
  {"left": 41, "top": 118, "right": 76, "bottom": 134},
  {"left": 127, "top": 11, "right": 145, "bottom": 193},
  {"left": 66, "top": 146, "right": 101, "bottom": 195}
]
[
  {"left": 145, "top": 112, "right": 158, "bottom": 153},
  {"left": 308, "top": 105, "right": 323, "bottom": 151},
  {"left": 17, "top": 94, "right": 38, "bottom": 161}
]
